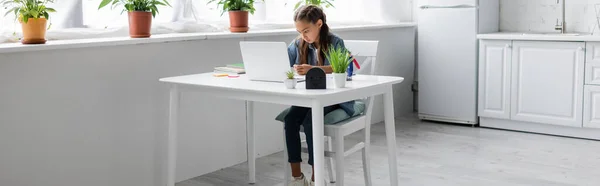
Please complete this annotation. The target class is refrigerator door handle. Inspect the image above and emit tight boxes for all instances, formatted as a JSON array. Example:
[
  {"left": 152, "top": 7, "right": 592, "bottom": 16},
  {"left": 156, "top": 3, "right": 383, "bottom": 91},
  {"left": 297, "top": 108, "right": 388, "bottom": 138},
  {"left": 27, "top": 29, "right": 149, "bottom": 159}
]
[{"left": 419, "top": 5, "right": 478, "bottom": 9}]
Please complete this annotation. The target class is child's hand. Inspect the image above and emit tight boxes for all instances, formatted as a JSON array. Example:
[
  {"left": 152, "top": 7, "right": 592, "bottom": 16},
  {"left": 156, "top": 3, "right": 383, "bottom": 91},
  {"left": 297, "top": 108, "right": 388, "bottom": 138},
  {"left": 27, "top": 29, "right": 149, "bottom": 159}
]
[{"left": 294, "top": 64, "right": 312, "bottom": 75}]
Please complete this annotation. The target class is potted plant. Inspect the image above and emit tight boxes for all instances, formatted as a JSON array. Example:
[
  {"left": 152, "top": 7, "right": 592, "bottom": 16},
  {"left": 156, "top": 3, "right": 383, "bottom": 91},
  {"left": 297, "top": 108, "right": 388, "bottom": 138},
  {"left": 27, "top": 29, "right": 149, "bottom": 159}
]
[
  {"left": 208, "top": 0, "right": 257, "bottom": 33},
  {"left": 326, "top": 45, "right": 353, "bottom": 88},
  {"left": 293, "top": 0, "right": 334, "bottom": 10},
  {"left": 98, "top": 0, "right": 171, "bottom": 38},
  {"left": 284, "top": 69, "right": 297, "bottom": 89},
  {"left": 1, "top": 0, "right": 56, "bottom": 44}
]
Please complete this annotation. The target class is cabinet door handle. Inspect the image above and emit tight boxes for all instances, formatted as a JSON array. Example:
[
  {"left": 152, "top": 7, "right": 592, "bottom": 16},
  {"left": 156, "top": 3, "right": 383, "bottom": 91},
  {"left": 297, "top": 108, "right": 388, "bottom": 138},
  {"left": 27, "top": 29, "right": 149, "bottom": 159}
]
[
  {"left": 578, "top": 47, "right": 585, "bottom": 51},
  {"left": 505, "top": 44, "right": 512, "bottom": 49}
]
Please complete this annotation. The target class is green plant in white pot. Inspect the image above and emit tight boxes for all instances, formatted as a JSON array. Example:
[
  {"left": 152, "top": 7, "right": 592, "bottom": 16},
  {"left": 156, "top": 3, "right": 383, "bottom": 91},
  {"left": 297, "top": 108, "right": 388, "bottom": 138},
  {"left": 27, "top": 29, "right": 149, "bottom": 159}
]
[
  {"left": 284, "top": 69, "right": 297, "bottom": 89},
  {"left": 326, "top": 45, "right": 353, "bottom": 88}
]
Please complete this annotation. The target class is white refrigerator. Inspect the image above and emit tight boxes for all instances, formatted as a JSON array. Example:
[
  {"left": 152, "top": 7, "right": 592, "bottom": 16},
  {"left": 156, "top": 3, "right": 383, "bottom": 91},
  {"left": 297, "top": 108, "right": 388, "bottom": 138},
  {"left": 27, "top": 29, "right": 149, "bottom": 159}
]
[{"left": 417, "top": 0, "right": 499, "bottom": 125}]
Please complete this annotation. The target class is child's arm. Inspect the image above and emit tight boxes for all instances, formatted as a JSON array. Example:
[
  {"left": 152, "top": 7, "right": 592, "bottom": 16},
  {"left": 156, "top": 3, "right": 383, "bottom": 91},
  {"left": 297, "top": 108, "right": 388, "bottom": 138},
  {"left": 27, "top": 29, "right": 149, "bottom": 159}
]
[
  {"left": 295, "top": 64, "right": 333, "bottom": 74},
  {"left": 316, "top": 65, "right": 333, "bottom": 74},
  {"left": 288, "top": 41, "right": 298, "bottom": 68}
]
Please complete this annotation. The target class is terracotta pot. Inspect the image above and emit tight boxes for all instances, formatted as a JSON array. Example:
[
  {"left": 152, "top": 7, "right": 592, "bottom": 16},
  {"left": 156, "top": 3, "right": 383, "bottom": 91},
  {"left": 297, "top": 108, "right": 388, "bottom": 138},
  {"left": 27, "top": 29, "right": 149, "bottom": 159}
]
[
  {"left": 20, "top": 17, "right": 47, "bottom": 44},
  {"left": 128, "top": 11, "right": 152, "bottom": 38},
  {"left": 229, "top": 11, "right": 249, "bottom": 33}
]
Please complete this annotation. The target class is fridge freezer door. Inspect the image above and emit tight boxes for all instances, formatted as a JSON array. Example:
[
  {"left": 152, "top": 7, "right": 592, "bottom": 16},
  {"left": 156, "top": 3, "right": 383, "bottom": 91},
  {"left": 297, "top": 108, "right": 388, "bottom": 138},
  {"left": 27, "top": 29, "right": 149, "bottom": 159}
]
[{"left": 417, "top": 7, "right": 479, "bottom": 124}]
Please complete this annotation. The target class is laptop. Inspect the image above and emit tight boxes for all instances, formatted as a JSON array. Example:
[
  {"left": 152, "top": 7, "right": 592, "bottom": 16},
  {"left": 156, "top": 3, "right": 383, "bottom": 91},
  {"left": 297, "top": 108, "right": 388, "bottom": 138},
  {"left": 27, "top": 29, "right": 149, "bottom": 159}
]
[{"left": 240, "top": 41, "right": 305, "bottom": 82}]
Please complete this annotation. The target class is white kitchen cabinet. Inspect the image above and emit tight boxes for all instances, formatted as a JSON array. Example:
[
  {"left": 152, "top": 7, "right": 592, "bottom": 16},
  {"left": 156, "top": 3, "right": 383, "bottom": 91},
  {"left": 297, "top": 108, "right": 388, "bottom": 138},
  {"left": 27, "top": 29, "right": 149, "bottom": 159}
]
[
  {"left": 510, "top": 41, "right": 585, "bottom": 127},
  {"left": 584, "top": 86, "right": 600, "bottom": 128},
  {"left": 585, "top": 62, "right": 600, "bottom": 85},
  {"left": 585, "top": 42, "right": 600, "bottom": 85},
  {"left": 585, "top": 42, "right": 600, "bottom": 63},
  {"left": 478, "top": 40, "right": 512, "bottom": 119}
]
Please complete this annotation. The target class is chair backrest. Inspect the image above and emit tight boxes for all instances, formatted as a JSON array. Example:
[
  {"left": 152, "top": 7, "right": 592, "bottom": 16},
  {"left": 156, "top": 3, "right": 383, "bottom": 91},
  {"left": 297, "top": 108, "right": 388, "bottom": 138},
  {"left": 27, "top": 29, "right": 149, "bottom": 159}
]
[
  {"left": 344, "top": 40, "right": 379, "bottom": 76},
  {"left": 344, "top": 40, "right": 379, "bottom": 123}
]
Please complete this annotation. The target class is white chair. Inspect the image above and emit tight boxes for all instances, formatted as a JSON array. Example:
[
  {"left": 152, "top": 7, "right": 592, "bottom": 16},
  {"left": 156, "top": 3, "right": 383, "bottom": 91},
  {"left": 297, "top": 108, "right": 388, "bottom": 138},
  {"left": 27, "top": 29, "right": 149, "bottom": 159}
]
[
  {"left": 346, "top": 40, "right": 379, "bottom": 76},
  {"left": 281, "top": 40, "right": 379, "bottom": 186}
]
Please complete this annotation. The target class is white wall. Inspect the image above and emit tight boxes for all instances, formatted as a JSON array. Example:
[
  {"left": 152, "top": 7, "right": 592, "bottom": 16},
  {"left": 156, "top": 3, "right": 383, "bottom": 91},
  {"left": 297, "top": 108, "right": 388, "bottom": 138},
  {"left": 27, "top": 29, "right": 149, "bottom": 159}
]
[
  {"left": 0, "top": 27, "right": 415, "bottom": 186},
  {"left": 381, "top": 0, "right": 414, "bottom": 22},
  {"left": 500, "top": 0, "right": 600, "bottom": 34}
]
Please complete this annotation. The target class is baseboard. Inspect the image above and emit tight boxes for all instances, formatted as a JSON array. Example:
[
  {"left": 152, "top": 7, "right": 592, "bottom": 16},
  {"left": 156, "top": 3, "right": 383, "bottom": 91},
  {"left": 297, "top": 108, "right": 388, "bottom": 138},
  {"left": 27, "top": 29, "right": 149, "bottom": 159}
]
[
  {"left": 480, "top": 117, "right": 600, "bottom": 141},
  {"left": 418, "top": 113, "right": 478, "bottom": 125}
]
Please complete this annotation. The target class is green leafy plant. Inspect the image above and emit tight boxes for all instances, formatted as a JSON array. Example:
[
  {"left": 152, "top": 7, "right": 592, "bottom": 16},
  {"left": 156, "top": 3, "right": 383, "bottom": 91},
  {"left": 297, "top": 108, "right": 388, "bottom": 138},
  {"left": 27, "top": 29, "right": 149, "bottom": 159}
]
[
  {"left": 286, "top": 69, "right": 295, "bottom": 79},
  {"left": 325, "top": 45, "right": 353, "bottom": 74},
  {"left": 98, "top": 0, "right": 171, "bottom": 18},
  {"left": 293, "top": 0, "right": 334, "bottom": 10},
  {"left": 1, "top": 0, "right": 56, "bottom": 24},
  {"left": 207, "top": 0, "right": 257, "bottom": 16}
]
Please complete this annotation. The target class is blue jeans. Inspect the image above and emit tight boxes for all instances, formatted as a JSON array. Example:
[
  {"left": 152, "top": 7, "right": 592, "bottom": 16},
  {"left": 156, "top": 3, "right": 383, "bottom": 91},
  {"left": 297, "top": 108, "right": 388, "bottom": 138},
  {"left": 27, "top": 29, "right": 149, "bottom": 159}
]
[{"left": 284, "top": 105, "right": 340, "bottom": 166}]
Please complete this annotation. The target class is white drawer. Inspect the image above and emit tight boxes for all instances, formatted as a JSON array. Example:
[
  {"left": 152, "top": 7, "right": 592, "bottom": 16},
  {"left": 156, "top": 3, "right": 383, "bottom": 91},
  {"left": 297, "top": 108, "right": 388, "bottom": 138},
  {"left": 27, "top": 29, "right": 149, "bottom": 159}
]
[
  {"left": 586, "top": 42, "right": 600, "bottom": 63},
  {"left": 584, "top": 85, "right": 600, "bottom": 128},
  {"left": 586, "top": 62, "right": 600, "bottom": 85}
]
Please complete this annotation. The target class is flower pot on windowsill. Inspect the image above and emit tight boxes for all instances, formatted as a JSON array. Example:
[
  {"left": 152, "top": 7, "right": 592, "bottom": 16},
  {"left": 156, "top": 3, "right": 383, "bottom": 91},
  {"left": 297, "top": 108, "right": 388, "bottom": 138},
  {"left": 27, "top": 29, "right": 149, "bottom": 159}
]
[
  {"left": 284, "top": 78, "right": 297, "bottom": 89},
  {"left": 333, "top": 73, "right": 347, "bottom": 88},
  {"left": 128, "top": 11, "right": 152, "bottom": 38},
  {"left": 229, "top": 10, "right": 249, "bottom": 33},
  {"left": 20, "top": 17, "right": 47, "bottom": 44}
]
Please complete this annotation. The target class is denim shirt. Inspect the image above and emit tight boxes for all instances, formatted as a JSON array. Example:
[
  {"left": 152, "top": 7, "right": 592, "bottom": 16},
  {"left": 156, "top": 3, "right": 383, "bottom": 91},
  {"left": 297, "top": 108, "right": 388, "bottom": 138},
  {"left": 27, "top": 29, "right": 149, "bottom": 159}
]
[{"left": 287, "top": 33, "right": 356, "bottom": 115}]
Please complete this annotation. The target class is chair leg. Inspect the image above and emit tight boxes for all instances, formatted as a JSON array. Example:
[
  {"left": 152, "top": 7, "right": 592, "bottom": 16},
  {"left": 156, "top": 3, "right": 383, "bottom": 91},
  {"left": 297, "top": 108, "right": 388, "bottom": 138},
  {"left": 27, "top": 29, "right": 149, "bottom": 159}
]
[
  {"left": 283, "top": 129, "right": 290, "bottom": 186},
  {"left": 334, "top": 134, "right": 345, "bottom": 186},
  {"left": 326, "top": 136, "right": 336, "bottom": 183},
  {"left": 362, "top": 137, "right": 372, "bottom": 186}
]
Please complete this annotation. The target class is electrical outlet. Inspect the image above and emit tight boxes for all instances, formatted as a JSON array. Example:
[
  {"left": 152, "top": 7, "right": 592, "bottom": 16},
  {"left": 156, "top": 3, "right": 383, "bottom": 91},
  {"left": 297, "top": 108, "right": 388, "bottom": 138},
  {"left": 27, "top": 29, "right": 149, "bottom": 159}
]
[{"left": 411, "top": 81, "right": 418, "bottom": 92}]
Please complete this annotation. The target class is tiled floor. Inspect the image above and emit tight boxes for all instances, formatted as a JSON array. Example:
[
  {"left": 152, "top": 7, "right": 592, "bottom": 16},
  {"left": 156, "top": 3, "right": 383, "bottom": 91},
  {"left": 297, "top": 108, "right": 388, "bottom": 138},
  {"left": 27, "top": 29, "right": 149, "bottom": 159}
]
[{"left": 178, "top": 116, "right": 600, "bottom": 186}]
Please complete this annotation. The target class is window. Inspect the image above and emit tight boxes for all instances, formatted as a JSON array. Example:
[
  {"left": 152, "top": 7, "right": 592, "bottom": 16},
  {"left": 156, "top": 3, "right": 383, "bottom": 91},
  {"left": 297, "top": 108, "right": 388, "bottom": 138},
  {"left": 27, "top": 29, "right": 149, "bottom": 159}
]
[
  {"left": 0, "top": 6, "right": 18, "bottom": 33},
  {"left": 0, "top": 0, "right": 397, "bottom": 44}
]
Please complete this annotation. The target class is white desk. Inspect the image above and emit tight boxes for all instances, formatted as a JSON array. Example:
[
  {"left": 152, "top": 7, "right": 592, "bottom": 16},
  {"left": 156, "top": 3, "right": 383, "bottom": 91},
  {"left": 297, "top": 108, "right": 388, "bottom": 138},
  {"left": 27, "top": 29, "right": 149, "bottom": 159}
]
[{"left": 159, "top": 73, "right": 404, "bottom": 186}]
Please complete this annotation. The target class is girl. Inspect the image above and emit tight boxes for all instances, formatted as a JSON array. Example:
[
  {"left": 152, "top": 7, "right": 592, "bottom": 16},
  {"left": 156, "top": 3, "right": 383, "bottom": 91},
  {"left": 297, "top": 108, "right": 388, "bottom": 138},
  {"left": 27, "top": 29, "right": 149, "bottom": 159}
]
[{"left": 285, "top": 4, "right": 355, "bottom": 186}]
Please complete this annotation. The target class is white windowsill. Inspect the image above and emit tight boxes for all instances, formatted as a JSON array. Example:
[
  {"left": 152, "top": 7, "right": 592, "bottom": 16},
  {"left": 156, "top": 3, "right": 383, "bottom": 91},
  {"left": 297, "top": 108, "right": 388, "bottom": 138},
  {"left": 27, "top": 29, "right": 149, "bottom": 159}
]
[{"left": 0, "top": 22, "right": 416, "bottom": 54}]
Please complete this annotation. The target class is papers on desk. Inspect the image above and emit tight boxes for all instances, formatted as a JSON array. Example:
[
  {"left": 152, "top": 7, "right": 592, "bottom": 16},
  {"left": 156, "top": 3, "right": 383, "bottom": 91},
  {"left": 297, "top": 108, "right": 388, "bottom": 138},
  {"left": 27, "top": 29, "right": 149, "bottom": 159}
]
[
  {"left": 214, "top": 63, "right": 245, "bottom": 74},
  {"left": 214, "top": 67, "right": 245, "bottom": 74},
  {"left": 226, "top": 63, "right": 244, "bottom": 69}
]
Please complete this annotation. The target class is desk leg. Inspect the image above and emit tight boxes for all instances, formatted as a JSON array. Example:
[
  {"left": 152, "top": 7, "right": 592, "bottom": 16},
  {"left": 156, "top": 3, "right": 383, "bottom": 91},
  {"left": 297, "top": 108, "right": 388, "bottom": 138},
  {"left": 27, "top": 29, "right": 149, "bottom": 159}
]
[
  {"left": 246, "top": 101, "right": 256, "bottom": 184},
  {"left": 311, "top": 102, "right": 325, "bottom": 186},
  {"left": 167, "top": 85, "right": 179, "bottom": 186},
  {"left": 384, "top": 86, "right": 398, "bottom": 186}
]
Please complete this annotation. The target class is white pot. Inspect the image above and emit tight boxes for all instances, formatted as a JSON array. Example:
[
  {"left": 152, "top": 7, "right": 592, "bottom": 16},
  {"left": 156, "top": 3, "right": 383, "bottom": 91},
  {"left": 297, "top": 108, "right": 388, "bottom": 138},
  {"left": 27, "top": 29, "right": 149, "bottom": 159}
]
[
  {"left": 284, "top": 78, "right": 297, "bottom": 89},
  {"left": 333, "top": 73, "right": 347, "bottom": 88}
]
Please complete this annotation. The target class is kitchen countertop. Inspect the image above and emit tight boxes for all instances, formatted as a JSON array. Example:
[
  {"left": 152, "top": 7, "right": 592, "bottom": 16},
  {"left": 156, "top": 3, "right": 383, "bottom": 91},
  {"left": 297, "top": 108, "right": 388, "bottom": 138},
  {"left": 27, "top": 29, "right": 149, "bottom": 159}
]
[{"left": 477, "top": 32, "right": 600, "bottom": 42}]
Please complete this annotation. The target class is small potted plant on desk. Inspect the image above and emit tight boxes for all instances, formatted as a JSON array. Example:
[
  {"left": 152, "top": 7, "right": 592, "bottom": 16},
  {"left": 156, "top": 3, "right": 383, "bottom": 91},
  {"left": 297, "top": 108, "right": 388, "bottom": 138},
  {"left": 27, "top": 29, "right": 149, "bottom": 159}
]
[
  {"left": 208, "top": 0, "right": 258, "bottom": 33},
  {"left": 326, "top": 45, "right": 353, "bottom": 88},
  {"left": 1, "top": 0, "right": 56, "bottom": 44},
  {"left": 98, "top": 0, "right": 171, "bottom": 38},
  {"left": 284, "top": 69, "right": 297, "bottom": 89}
]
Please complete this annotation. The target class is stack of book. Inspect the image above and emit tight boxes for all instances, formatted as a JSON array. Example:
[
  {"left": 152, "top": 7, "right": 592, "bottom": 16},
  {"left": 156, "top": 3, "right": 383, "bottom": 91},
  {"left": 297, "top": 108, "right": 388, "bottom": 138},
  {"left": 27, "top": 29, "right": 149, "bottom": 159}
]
[{"left": 214, "top": 63, "right": 245, "bottom": 74}]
